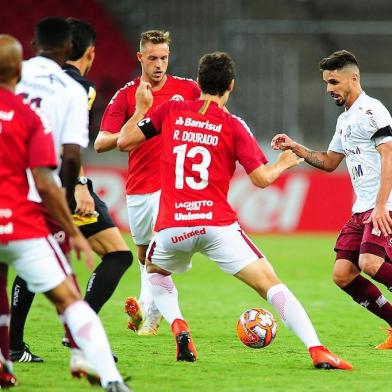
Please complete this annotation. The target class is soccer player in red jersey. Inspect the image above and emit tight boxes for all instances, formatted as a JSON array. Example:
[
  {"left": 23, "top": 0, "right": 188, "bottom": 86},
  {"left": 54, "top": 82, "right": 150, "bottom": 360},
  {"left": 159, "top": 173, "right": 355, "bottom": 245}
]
[
  {"left": 116, "top": 51, "right": 353, "bottom": 370},
  {"left": 0, "top": 35, "right": 132, "bottom": 391},
  {"left": 95, "top": 30, "right": 200, "bottom": 335}
]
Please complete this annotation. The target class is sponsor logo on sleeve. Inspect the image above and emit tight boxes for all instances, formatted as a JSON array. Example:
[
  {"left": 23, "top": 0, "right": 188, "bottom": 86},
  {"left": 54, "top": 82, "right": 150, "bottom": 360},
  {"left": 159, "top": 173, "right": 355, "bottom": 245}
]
[
  {"left": 170, "top": 94, "right": 184, "bottom": 101},
  {"left": 0, "top": 209, "right": 12, "bottom": 218},
  {"left": 0, "top": 110, "right": 14, "bottom": 121},
  {"left": 0, "top": 223, "right": 13, "bottom": 235}
]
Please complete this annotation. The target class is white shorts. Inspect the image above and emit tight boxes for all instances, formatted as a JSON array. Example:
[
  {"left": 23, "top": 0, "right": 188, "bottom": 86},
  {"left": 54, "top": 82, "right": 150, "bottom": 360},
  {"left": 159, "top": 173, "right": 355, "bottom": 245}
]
[
  {"left": 0, "top": 235, "right": 71, "bottom": 293},
  {"left": 147, "top": 222, "right": 264, "bottom": 275},
  {"left": 126, "top": 191, "right": 160, "bottom": 245}
]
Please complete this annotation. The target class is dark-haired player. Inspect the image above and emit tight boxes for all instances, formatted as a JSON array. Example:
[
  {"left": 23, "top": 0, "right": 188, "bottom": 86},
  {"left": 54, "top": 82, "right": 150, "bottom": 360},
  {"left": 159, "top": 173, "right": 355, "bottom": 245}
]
[
  {"left": 272, "top": 50, "right": 392, "bottom": 349},
  {"left": 64, "top": 18, "right": 133, "bottom": 337},
  {"left": 116, "top": 51, "right": 352, "bottom": 370},
  {"left": 95, "top": 30, "right": 200, "bottom": 335}
]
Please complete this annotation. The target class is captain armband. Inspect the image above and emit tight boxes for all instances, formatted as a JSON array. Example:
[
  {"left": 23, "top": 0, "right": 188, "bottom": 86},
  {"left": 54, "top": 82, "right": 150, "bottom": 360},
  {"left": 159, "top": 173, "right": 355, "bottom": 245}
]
[
  {"left": 138, "top": 117, "right": 158, "bottom": 139},
  {"left": 371, "top": 125, "right": 392, "bottom": 140}
]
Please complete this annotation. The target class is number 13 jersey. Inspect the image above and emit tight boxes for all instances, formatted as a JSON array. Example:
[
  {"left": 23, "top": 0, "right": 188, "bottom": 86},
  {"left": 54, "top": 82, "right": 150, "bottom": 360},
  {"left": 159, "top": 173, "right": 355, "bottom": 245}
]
[{"left": 138, "top": 99, "right": 268, "bottom": 231}]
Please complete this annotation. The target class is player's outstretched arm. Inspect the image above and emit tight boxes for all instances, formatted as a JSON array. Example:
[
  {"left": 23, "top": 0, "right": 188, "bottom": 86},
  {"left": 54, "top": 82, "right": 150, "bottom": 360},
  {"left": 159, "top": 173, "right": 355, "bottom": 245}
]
[
  {"left": 32, "top": 167, "right": 94, "bottom": 269},
  {"left": 249, "top": 150, "right": 304, "bottom": 188},
  {"left": 271, "top": 133, "right": 344, "bottom": 172},
  {"left": 117, "top": 81, "right": 153, "bottom": 152}
]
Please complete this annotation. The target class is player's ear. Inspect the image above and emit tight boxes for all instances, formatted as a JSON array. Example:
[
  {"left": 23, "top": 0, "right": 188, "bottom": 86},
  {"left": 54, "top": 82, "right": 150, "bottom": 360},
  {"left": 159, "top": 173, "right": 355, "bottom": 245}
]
[
  {"left": 228, "top": 79, "right": 235, "bottom": 92},
  {"left": 86, "top": 46, "right": 95, "bottom": 62},
  {"left": 136, "top": 51, "right": 143, "bottom": 62}
]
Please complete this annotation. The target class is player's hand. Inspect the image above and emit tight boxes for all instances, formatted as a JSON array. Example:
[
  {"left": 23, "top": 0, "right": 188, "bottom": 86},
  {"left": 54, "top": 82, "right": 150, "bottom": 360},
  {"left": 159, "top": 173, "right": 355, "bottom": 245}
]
[
  {"left": 277, "top": 150, "right": 304, "bottom": 169},
  {"left": 135, "top": 81, "right": 153, "bottom": 113},
  {"left": 364, "top": 205, "right": 392, "bottom": 237},
  {"left": 74, "top": 184, "right": 95, "bottom": 216},
  {"left": 271, "top": 133, "right": 296, "bottom": 151},
  {"left": 69, "top": 230, "right": 94, "bottom": 270}
]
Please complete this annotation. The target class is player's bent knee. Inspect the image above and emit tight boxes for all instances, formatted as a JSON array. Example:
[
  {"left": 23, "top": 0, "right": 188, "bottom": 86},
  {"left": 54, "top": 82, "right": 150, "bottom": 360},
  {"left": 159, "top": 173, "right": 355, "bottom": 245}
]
[
  {"left": 146, "top": 259, "right": 171, "bottom": 275},
  {"left": 358, "top": 253, "right": 384, "bottom": 276},
  {"left": 332, "top": 270, "right": 356, "bottom": 288},
  {"left": 333, "top": 259, "right": 360, "bottom": 287},
  {"left": 88, "top": 228, "right": 129, "bottom": 256},
  {"left": 149, "top": 272, "right": 174, "bottom": 290}
]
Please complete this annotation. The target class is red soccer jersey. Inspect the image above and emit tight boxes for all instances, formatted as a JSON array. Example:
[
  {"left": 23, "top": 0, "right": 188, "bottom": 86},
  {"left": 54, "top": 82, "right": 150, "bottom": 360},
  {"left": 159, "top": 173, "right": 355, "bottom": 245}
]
[
  {"left": 100, "top": 75, "right": 200, "bottom": 194},
  {"left": 138, "top": 99, "right": 268, "bottom": 230},
  {"left": 0, "top": 88, "right": 57, "bottom": 241}
]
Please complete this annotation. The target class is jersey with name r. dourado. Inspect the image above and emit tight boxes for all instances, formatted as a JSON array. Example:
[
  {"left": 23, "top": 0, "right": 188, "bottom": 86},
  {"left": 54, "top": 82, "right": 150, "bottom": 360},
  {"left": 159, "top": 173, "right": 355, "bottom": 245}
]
[
  {"left": 138, "top": 99, "right": 268, "bottom": 230},
  {"left": 0, "top": 88, "right": 57, "bottom": 241},
  {"left": 100, "top": 75, "right": 200, "bottom": 195},
  {"left": 328, "top": 92, "right": 392, "bottom": 213}
]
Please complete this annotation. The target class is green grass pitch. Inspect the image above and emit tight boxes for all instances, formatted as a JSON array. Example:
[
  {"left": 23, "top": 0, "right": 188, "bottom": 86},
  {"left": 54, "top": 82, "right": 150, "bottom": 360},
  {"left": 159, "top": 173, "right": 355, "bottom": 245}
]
[{"left": 8, "top": 234, "right": 392, "bottom": 391}]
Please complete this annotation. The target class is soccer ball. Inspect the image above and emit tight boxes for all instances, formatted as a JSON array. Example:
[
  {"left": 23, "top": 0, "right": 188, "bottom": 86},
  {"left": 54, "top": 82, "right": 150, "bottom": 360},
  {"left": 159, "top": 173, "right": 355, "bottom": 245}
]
[{"left": 237, "top": 308, "right": 277, "bottom": 348}]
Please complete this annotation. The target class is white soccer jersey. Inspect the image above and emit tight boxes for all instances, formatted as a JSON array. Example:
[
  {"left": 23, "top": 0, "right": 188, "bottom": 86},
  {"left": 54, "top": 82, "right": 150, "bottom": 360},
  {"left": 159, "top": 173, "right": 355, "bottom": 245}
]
[
  {"left": 328, "top": 92, "right": 392, "bottom": 213},
  {"left": 16, "top": 56, "right": 89, "bottom": 201}
]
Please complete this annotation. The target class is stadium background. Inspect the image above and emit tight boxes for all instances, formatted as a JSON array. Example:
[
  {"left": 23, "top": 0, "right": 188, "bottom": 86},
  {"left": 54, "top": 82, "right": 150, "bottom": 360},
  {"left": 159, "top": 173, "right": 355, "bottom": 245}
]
[
  {"left": 5, "top": 0, "right": 392, "bottom": 232},
  {"left": 4, "top": 3, "right": 392, "bottom": 391}
]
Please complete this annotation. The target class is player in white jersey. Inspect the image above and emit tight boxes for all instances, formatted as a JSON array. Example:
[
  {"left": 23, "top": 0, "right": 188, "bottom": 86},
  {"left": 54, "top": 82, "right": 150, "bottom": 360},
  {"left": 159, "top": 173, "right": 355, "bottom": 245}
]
[
  {"left": 16, "top": 29, "right": 89, "bottom": 201},
  {"left": 272, "top": 50, "right": 392, "bottom": 349}
]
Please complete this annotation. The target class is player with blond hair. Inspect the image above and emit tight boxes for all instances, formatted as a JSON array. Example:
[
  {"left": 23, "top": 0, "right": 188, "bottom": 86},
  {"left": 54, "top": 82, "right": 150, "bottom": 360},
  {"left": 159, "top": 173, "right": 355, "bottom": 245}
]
[{"left": 96, "top": 30, "right": 200, "bottom": 335}]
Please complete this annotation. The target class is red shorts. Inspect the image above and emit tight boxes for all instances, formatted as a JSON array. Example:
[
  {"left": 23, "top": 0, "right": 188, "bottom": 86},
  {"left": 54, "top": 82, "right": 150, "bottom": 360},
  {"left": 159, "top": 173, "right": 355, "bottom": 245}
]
[
  {"left": 334, "top": 209, "right": 392, "bottom": 266},
  {"left": 40, "top": 206, "right": 71, "bottom": 255}
]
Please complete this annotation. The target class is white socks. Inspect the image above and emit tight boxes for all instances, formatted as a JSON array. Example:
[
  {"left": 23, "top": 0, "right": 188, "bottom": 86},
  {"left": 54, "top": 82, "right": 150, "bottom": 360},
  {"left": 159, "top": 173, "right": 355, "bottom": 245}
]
[
  {"left": 148, "top": 273, "right": 182, "bottom": 324},
  {"left": 139, "top": 261, "right": 153, "bottom": 311},
  {"left": 62, "top": 300, "right": 122, "bottom": 387},
  {"left": 267, "top": 284, "right": 321, "bottom": 348}
]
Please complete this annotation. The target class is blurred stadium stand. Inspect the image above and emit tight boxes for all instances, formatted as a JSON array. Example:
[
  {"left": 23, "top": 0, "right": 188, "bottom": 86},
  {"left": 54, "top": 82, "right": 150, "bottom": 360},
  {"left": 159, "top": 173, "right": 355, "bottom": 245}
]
[
  {"left": 4, "top": 0, "right": 392, "bottom": 161},
  {"left": 1, "top": 0, "right": 135, "bottom": 142},
  {"left": 5, "top": 0, "right": 392, "bottom": 159},
  {"left": 98, "top": 0, "right": 392, "bottom": 155}
]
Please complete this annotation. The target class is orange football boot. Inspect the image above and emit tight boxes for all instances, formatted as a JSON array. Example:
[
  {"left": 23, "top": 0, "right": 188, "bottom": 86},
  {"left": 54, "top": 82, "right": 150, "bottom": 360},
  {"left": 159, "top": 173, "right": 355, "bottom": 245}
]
[
  {"left": 309, "top": 346, "right": 353, "bottom": 370},
  {"left": 375, "top": 328, "right": 392, "bottom": 349},
  {"left": 171, "top": 319, "right": 197, "bottom": 362},
  {"left": 124, "top": 297, "right": 144, "bottom": 332}
]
